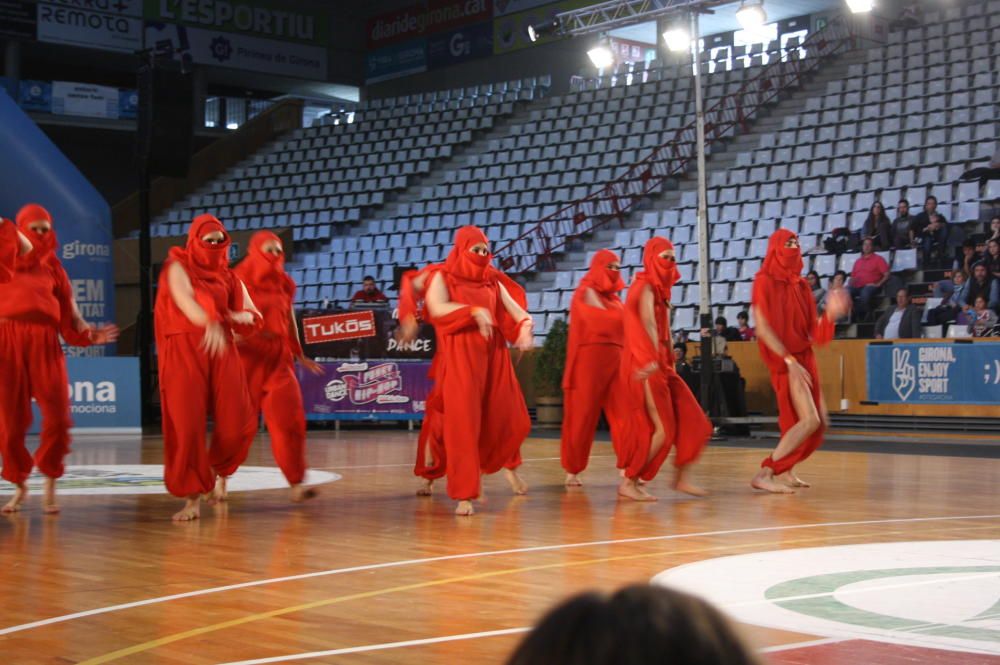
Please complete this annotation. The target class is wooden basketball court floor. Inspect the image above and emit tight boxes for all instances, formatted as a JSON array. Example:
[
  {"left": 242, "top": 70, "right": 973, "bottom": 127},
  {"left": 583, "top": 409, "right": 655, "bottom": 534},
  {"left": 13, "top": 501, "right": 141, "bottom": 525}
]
[{"left": 1, "top": 429, "right": 998, "bottom": 665}]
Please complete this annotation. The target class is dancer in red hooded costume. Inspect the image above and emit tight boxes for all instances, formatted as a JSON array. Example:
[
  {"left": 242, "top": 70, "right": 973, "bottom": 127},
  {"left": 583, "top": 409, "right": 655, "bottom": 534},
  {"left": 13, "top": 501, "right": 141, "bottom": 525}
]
[
  {"left": 560, "top": 249, "right": 627, "bottom": 487},
  {"left": 233, "top": 231, "right": 323, "bottom": 502},
  {"left": 0, "top": 217, "right": 34, "bottom": 282},
  {"left": 155, "top": 214, "right": 262, "bottom": 521},
  {"left": 750, "top": 229, "right": 849, "bottom": 493},
  {"left": 0, "top": 204, "right": 119, "bottom": 514},
  {"left": 402, "top": 226, "right": 533, "bottom": 515},
  {"left": 617, "top": 237, "right": 711, "bottom": 501}
]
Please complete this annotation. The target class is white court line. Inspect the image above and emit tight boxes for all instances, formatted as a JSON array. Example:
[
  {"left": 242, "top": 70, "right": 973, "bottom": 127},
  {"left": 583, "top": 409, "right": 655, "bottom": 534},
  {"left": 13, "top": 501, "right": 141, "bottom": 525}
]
[
  {"left": 1, "top": 513, "right": 997, "bottom": 637},
  {"left": 759, "top": 637, "right": 846, "bottom": 653}
]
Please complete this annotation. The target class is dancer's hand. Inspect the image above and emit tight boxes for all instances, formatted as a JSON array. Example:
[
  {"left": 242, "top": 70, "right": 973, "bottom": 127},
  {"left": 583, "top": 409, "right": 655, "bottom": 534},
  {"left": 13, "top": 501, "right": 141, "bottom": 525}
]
[
  {"left": 787, "top": 358, "right": 813, "bottom": 389},
  {"left": 91, "top": 324, "right": 120, "bottom": 344},
  {"left": 514, "top": 319, "right": 534, "bottom": 351},
  {"left": 16, "top": 229, "right": 32, "bottom": 256},
  {"left": 471, "top": 307, "right": 493, "bottom": 339},
  {"left": 229, "top": 311, "right": 255, "bottom": 326},
  {"left": 634, "top": 362, "right": 658, "bottom": 380},
  {"left": 394, "top": 317, "right": 419, "bottom": 344},
  {"left": 201, "top": 321, "right": 227, "bottom": 357},
  {"left": 824, "top": 288, "right": 851, "bottom": 321},
  {"left": 299, "top": 356, "right": 324, "bottom": 375}
]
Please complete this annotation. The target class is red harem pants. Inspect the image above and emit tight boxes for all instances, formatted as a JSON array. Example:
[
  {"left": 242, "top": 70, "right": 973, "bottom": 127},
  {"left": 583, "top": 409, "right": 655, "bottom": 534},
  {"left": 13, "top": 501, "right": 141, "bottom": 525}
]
[
  {"left": 238, "top": 336, "right": 307, "bottom": 486},
  {"left": 560, "top": 343, "right": 625, "bottom": 474},
  {"left": 620, "top": 368, "right": 711, "bottom": 482},
  {"left": 762, "top": 348, "right": 824, "bottom": 475},
  {"left": 438, "top": 330, "right": 530, "bottom": 500},
  {"left": 158, "top": 332, "right": 257, "bottom": 497},
  {"left": 0, "top": 320, "right": 72, "bottom": 484}
]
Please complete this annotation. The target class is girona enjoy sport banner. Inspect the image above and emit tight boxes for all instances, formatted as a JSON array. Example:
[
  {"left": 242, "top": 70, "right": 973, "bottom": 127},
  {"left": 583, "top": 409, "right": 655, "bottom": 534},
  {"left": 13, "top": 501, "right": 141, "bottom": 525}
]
[
  {"left": 866, "top": 341, "right": 1000, "bottom": 405},
  {"left": 298, "top": 359, "right": 432, "bottom": 420}
]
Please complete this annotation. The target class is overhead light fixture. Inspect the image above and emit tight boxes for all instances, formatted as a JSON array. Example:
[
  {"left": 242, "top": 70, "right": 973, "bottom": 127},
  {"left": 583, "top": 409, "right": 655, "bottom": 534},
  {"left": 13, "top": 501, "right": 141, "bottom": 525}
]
[
  {"left": 527, "top": 18, "right": 560, "bottom": 42},
  {"left": 736, "top": 0, "right": 767, "bottom": 31},
  {"left": 845, "top": 0, "right": 874, "bottom": 12},
  {"left": 662, "top": 26, "right": 691, "bottom": 52},
  {"left": 587, "top": 36, "right": 615, "bottom": 69}
]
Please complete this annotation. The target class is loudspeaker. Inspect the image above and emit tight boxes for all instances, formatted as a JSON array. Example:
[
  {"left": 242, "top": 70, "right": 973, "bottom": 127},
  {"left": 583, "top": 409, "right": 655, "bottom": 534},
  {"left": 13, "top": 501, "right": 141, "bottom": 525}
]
[
  {"left": 393, "top": 265, "right": 416, "bottom": 291},
  {"left": 137, "top": 62, "right": 194, "bottom": 178}
]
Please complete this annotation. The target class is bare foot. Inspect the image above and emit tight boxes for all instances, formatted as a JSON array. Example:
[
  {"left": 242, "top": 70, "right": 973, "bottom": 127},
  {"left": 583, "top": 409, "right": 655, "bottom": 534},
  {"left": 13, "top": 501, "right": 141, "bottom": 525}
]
[
  {"left": 788, "top": 471, "right": 810, "bottom": 488},
  {"left": 416, "top": 478, "right": 433, "bottom": 496},
  {"left": 290, "top": 484, "right": 318, "bottom": 503},
  {"left": 672, "top": 468, "right": 708, "bottom": 497},
  {"left": 43, "top": 477, "right": 60, "bottom": 514},
  {"left": 2, "top": 483, "right": 27, "bottom": 513},
  {"left": 212, "top": 476, "right": 228, "bottom": 504},
  {"left": 172, "top": 495, "right": 201, "bottom": 521},
  {"left": 565, "top": 473, "right": 583, "bottom": 487},
  {"left": 751, "top": 469, "right": 796, "bottom": 494},
  {"left": 503, "top": 468, "right": 528, "bottom": 495},
  {"left": 455, "top": 500, "right": 475, "bottom": 516},
  {"left": 618, "top": 478, "right": 657, "bottom": 502}
]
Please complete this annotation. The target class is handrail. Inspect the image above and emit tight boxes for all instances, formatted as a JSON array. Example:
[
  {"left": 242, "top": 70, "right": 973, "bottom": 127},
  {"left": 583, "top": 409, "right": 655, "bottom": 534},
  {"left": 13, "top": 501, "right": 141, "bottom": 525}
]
[{"left": 494, "top": 15, "right": 856, "bottom": 274}]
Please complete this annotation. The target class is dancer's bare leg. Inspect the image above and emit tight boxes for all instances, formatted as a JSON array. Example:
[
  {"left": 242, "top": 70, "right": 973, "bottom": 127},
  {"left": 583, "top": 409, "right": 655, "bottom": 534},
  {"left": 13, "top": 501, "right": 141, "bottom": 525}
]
[
  {"left": 210, "top": 475, "right": 228, "bottom": 504},
  {"left": 503, "top": 467, "right": 528, "bottom": 495},
  {"left": 290, "top": 484, "right": 318, "bottom": 502},
  {"left": 633, "top": 380, "right": 665, "bottom": 500},
  {"left": 416, "top": 478, "right": 433, "bottom": 496},
  {"left": 455, "top": 500, "right": 475, "bottom": 516},
  {"left": 565, "top": 473, "right": 583, "bottom": 487},
  {"left": 43, "top": 477, "right": 59, "bottom": 514},
  {"left": 672, "top": 465, "right": 707, "bottom": 497},
  {"left": 172, "top": 494, "right": 201, "bottom": 521},
  {"left": 2, "top": 483, "right": 27, "bottom": 513},
  {"left": 752, "top": 373, "right": 819, "bottom": 494},
  {"left": 618, "top": 476, "right": 656, "bottom": 501}
]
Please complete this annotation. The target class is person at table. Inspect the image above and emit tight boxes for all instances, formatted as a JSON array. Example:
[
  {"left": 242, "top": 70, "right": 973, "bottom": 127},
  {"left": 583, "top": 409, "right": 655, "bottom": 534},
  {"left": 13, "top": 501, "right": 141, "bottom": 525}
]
[{"left": 350, "top": 275, "right": 389, "bottom": 304}]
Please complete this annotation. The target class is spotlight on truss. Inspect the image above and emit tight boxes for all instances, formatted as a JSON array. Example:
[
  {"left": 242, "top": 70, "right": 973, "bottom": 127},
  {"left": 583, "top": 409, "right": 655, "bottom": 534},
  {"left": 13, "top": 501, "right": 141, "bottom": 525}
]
[
  {"left": 527, "top": 18, "right": 561, "bottom": 42},
  {"left": 587, "top": 36, "right": 615, "bottom": 69},
  {"left": 662, "top": 26, "right": 691, "bottom": 52}
]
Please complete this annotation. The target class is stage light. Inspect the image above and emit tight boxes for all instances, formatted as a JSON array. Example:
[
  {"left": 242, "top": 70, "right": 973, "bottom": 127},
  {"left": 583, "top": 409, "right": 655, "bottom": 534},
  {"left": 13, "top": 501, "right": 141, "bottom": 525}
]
[
  {"left": 587, "top": 37, "right": 614, "bottom": 69},
  {"left": 736, "top": 0, "right": 767, "bottom": 31},
  {"left": 527, "top": 18, "right": 560, "bottom": 42},
  {"left": 226, "top": 122, "right": 239, "bottom": 130},
  {"left": 845, "top": 0, "right": 874, "bottom": 12},
  {"left": 662, "top": 26, "right": 691, "bottom": 52}
]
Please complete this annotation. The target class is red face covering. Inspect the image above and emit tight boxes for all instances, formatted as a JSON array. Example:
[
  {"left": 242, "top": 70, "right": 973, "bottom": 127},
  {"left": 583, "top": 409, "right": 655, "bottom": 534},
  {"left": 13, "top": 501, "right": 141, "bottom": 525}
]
[
  {"left": 581, "top": 249, "right": 624, "bottom": 294},
  {"left": 640, "top": 237, "right": 680, "bottom": 301},
  {"left": 761, "top": 228, "right": 803, "bottom": 282},
  {"left": 239, "top": 230, "right": 284, "bottom": 285},
  {"left": 444, "top": 225, "right": 492, "bottom": 282},
  {"left": 185, "top": 214, "right": 231, "bottom": 278},
  {"left": 15, "top": 203, "right": 57, "bottom": 267}
]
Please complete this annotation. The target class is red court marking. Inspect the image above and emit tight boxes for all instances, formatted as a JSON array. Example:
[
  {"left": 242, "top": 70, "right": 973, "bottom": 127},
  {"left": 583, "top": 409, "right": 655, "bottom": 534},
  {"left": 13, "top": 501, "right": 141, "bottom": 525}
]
[{"left": 768, "top": 639, "right": 1000, "bottom": 665}]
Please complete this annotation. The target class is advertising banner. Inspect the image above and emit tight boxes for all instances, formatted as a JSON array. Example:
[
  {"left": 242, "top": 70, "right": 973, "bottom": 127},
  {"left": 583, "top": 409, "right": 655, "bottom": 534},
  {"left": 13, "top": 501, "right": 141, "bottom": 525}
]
[
  {"left": 37, "top": 0, "right": 143, "bottom": 53},
  {"left": 118, "top": 88, "right": 138, "bottom": 119},
  {"left": 51, "top": 81, "right": 120, "bottom": 118},
  {"left": 365, "top": 36, "right": 427, "bottom": 83},
  {"left": 492, "top": 0, "right": 590, "bottom": 54},
  {"left": 367, "top": 0, "right": 490, "bottom": 49},
  {"left": 427, "top": 20, "right": 493, "bottom": 69},
  {"left": 299, "top": 359, "right": 431, "bottom": 420},
  {"left": 29, "top": 357, "right": 141, "bottom": 433},
  {"left": 866, "top": 341, "right": 1000, "bottom": 405},
  {"left": 18, "top": 78, "right": 52, "bottom": 112},
  {"left": 0, "top": 0, "right": 37, "bottom": 40},
  {"left": 144, "top": 0, "right": 327, "bottom": 44},
  {"left": 145, "top": 21, "right": 328, "bottom": 79}
]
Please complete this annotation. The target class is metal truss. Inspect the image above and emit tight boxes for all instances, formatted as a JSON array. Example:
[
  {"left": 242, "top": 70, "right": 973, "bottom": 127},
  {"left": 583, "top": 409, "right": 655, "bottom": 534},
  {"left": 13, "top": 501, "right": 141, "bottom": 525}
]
[{"left": 557, "top": 0, "right": 726, "bottom": 35}]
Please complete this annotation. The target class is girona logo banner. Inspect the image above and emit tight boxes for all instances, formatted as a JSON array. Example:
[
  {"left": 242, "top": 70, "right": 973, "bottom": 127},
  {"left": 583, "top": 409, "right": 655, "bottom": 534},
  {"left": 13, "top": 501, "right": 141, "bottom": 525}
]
[{"left": 302, "top": 311, "right": 376, "bottom": 344}]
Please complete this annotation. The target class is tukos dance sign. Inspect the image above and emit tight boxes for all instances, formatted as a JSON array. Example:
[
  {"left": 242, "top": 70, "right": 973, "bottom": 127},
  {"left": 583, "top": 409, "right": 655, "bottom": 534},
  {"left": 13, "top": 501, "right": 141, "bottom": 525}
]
[{"left": 866, "top": 341, "right": 1000, "bottom": 404}]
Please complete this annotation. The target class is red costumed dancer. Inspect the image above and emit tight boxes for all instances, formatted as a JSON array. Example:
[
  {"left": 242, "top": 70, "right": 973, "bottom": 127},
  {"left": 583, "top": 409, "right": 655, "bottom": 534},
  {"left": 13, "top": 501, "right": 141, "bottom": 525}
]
[
  {"left": 0, "top": 204, "right": 119, "bottom": 514},
  {"left": 233, "top": 231, "right": 323, "bottom": 503},
  {"left": 155, "top": 214, "right": 262, "bottom": 521},
  {"left": 750, "top": 228, "right": 849, "bottom": 493},
  {"left": 401, "top": 225, "right": 534, "bottom": 515},
  {"left": 559, "top": 249, "right": 627, "bottom": 487},
  {"left": 617, "top": 237, "right": 711, "bottom": 501}
]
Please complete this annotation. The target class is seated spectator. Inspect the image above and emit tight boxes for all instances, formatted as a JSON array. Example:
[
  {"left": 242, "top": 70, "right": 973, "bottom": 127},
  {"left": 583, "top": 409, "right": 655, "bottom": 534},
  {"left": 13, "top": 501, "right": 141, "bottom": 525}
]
[
  {"left": 985, "top": 238, "right": 1000, "bottom": 280},
  {"left": 989, "top": 216, "right": 1000, "bottom": 243},
  {"left": 674, "top": 345, "right": 691, "bottom": 374},
  {"left": 848, "top": 238, "right": 889, "bottom": 319},
  {"left": 819, "top": 270, "right": 847, "bottom": 317},
  {"left": 954, "top": 238, "right": 982, "bottom": 275},
  {"left": 969, "top": 295, "right": 999, "bottom": 337},
  {"left": 909, "top": 196, "right": 949, "bottom": 264},
  {"left": 714, "top": 316, "right": 742, "bottom": 342},
  {"left": 963, "top": 262, "right": 999, "bottom": 315},
  {"left": 806, "top": 270, "right": 825, "bottom": 305},
  {"left": 875, "top": 289, "right": 922, "bottom": 339},
  {"left": 505, "top": 585, "right": 763, "bottom": 665},
  {"left": 735, "top": 310, "right": 755, "bottom": 340},
  {"left": 928, "top": 271, "right": 969, "bottom": 325},
  {"left": 860, "top": 201, "right": 892, "bottom": 250},
  {"left": 891, "top": 199, "right": 915, "bottom": 249},
  {"left": 350, "top": 275, "right": 389, "bottom": 305}
]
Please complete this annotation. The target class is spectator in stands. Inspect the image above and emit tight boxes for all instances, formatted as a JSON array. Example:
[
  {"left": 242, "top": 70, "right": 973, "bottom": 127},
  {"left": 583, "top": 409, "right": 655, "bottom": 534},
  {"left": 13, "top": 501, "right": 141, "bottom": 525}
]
[
  {"left": 819, "top": 270, "right": 847, "bottom": 319},
  {"left": 714, "top": 316, "right": 742, "bottom": 342},
  {"left": 964, "top": 262, "right": 999, "bottom": 314},
  {"left": 674, "top": 329, "right": 689, "bottom": 346},
  {"left": 875, "top": 289, "right": 922, "bottom": 339},
  {"left": 954, "top": 238, "right": 982, "bottom": 276},
  {"left": 910, "top": 196, "right": 949, "bottom": 264},
  {"left": 891, "top": 199, "right": 915, "bottom": 249},
  {"left": 674, "top": 345, "right": 691, "bottom": 373},
  {"left": 505, "top": 585, "right": 763, "bottom": 665},
  {"left": 847, "top": 238, "right": 889, "bottom": 319},
  {"left": 969, "top": 295, "right": 998, "bottom": 337},
  {"left": 350, "top": 275, "right": 388, "bottom": 304},
  {"left": 988, "top": 216, "right": 1000, "bottom": 243},
  {"left": 929, "top": 270, "right": 970, "bottom": 325},
  {"left": 985, "top": 239, "right": 1000, "bottom": 280},
  {"left": 806, "top": 270, "right": 825, "bottom": 305},
  {"left": 860, "top": 201, "right": 892, "bottom": 250},
  {"left": 736, "top": 311, "right": 755, "bottom": 340}
]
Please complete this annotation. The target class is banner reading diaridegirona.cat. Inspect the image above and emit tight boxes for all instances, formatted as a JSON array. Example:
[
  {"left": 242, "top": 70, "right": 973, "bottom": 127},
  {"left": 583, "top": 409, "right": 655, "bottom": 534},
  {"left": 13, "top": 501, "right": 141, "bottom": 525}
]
[{"left": 866, "top": 341, "right": 1000, "bottom": 404}]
